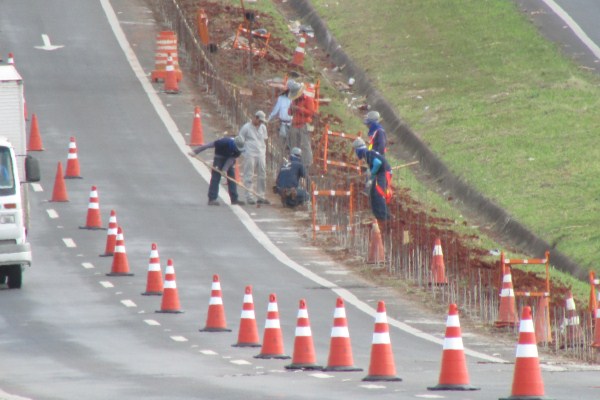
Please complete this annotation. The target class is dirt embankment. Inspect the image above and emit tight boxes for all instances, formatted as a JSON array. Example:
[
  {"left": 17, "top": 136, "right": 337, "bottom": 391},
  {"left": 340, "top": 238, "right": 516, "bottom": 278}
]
[{"left": 174, "top": 1, "right": 578, "bottom": 313}]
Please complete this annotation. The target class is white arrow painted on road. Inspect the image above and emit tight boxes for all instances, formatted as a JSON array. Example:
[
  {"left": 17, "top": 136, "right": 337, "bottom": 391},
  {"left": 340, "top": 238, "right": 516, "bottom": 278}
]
[{"left": 34, "top": 34, "right": 64, "bottom": 51}]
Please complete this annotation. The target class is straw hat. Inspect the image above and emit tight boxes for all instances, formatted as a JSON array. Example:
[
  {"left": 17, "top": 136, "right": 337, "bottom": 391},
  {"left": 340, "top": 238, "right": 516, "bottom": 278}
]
[{"left": 288, "top": 81, "right": 305, "bottom": 100}]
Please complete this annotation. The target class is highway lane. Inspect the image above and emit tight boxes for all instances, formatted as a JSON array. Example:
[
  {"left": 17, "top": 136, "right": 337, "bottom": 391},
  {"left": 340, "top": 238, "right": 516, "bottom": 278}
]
[
  {"left": 0, "top": 0, "right": 599, "bottom": 399},
  {"left": 518, "top": 0, "right": 600, "bottom": 73}
]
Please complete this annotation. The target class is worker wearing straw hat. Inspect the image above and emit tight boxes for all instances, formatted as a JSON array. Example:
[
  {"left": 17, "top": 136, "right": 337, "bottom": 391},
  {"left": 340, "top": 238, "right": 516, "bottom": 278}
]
[{"left": 288, "top": 81, "right": 315, "bottom": 169}]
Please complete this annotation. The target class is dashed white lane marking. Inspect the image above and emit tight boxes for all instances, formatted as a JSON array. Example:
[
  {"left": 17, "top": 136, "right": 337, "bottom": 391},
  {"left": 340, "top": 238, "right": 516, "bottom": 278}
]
[
  {"left": 31, "top": 183, "right": 43, "bottom": 192},
  {"left": 230, "top": 359, "right": 252, "bottom": 365},
  {"left": 99, "top": 281, "right": 114, "bottom": 288},
  {"left": 310, "top": 373, "right": 334, "bottom": 379},
  {"left": 121, "top": 299, "right": 137, "bottom": 308},
  {"left": 62, "top": 238, "right": 76, "bottom": 248},
  {"left": 46, "top": 209, "right": 58, "bottom": 219},
  {"left": 200, "top": 349, "right": 218, "bottom": 355},
  {"left": 324, "top": 270, "right": 349, "bottom": 275},
  {"left": 360, "top": 384, "right": 387, "bottom": 389},
  {"left": 170, "top": 336, "right": 188, "bottom": 342},
  {"left": 144, "top": 319, "right": 160, "bottom": 326},
  {"left": 82, "top": 262, "right": 94, "bottom": 269}
]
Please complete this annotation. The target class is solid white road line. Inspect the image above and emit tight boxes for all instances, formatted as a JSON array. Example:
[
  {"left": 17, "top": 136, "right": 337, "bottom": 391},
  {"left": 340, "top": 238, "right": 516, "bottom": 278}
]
[{"left": 542, "top": 0, "right": 600, "bottom": 59}]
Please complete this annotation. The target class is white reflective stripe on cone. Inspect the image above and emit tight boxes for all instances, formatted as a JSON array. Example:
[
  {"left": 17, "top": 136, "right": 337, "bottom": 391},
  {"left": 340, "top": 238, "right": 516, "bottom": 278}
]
[
  {"left": 164, "top": 280, "right": 177, "bottom": 289},
  {"left": 372, "top": 332, "right": 391, "bottom": 344},
  {"left": 442, "top": 337, "right": 464, "bottom": 350},
  {"left": 265, "top": 319, "right": 281, "bottom": 329},
  {"left": 516, "top": 344, "right": 538, "bottom": 358},
  {"left": 209, "top": 297, "right": 223, "bottom": 305},
  {"left": 295, "top": 326, "right": 312, "bottom": 337},
  {"left": 331, "top": 326, "right": 350, "bottom": 337}
]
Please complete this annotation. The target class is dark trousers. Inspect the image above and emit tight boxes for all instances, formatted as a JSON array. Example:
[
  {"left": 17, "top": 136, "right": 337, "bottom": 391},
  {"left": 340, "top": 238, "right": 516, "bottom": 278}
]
[
  {"left": 208, "top": 156, "right": 239, "bottom": 202},
  {"left": 281, "top": 187, "right": 308, "bottom": 208},
  {"left": 370, "top": 176, "right": 390, "bottom": 220}
]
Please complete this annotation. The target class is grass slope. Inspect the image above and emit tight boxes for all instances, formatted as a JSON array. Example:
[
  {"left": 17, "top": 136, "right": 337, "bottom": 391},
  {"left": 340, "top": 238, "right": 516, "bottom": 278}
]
[{"left": 312, "top": 0, "right": 600, "bottom": 272}]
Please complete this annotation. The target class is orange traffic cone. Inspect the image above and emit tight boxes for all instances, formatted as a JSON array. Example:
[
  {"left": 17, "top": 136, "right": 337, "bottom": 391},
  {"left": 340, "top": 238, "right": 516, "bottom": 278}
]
[
  {"left": 428, "top": 304, "right": 479, "bottom": 391},
  {"left": 164, "top": 53, "right": 179, "bottom": 94},
  {"left": 151, "top": 31, "right": 182, "bottom": 82},
  {"left": 495, "top": 264, "right": 518, "bottom": 327},
  {"left": 65, "top": 137, "right": 82, "bottom": 179},
  {"left": 189, "top": 106, "right": 204, "bottom": 146},
  {"left": 367, "top": 219, "right": 385, "bottom": 264},
  {"left": 592, "top": 303, "right": 600, "bottom": 348},
  {"left": 589, "top": 271, "right": 598, "bottom": 314},
  {"left": 363, "top": 301, "right": 401, "bottom": 381},
  {"left": 323, "top": 297, "right": 362, "bottom": 372},
  {"left": 562, "top": 290, "right": 583, "bottom": 348},
  {"left": 499, "top": 306, "right": 549, "bottom": 400},
  {"left": 291, "top": 34, "right": 306, "bottom": 66},
  {"left": 50, "top": 162, "right": 68, "bottom": 202},
  {"left": 142, "top": 243, "right": 163, "bottom": 296},
  {"left": 80, "top": 186, "right": 104, "bottom": 230},
  {"left": 254, "top": 293, "right": 290, "bottom": 359},
  {"left": 285, "top": 299, "right": 322, "bottom": 370},
  {"left": 534, "top": 295, "right": 552, "bottom": 344},
  {"left": 232, "top": 285, "right": 261, "bottom": 347},
  {"left": 106, "top": 227, "right": 133, "bottom": 276},
  {"left": 100, "top": 210, "right": 118, "bottom": 256},
  {"left": 156, "top": 259, "right": 183, "bottom": 313},
  {"left": 430, "top": 238, "right": 448, "bottom": 285},
  {"left": 27, "top": 113, "right": 44, "bottom": 151},
  {"left": 200, "top": 274, "right": 231, "bottom": 332}
]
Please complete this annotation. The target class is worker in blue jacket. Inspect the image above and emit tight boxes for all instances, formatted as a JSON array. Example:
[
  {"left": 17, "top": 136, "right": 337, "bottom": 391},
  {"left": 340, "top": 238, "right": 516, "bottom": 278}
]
[
  {"left": 352, "top": 137, "right": 392, "bottom": 220},
  {"left": 189, "top": 136, "right": 246, "bottom": 206},
  {"left": 364, "top": 110, "right": 387, "bottom": 154},
  {"left": 274, "top": 147, "right": 308, "bottom": 208}
]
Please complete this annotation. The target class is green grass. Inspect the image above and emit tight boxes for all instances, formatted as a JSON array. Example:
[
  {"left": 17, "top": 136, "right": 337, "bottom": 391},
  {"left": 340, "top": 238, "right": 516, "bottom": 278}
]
[{"left": 311, "top": 0, "right": 600, "bottom": 277}]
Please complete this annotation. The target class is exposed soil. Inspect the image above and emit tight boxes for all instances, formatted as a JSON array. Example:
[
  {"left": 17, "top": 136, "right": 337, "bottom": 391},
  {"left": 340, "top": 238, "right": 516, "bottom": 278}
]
[{"left": 175, "top": 1, "right": 575, "bottom": 314}]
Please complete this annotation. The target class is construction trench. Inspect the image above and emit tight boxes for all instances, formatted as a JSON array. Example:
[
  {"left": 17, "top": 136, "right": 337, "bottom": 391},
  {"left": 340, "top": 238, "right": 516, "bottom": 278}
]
[{"left": 146, "top": 0, "right": 600, "bottom": 362}]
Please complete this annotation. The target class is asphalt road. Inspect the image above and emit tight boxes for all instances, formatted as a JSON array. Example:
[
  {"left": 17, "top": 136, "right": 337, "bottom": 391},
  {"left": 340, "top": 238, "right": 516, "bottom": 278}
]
[{"left": 0, "top": 0, "right": 599, "bottom": 399}]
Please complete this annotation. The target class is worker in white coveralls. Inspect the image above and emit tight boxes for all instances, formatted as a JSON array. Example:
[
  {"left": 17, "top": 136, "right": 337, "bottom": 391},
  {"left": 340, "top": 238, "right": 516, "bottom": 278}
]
[{"left": 239, "top": 110, "right": 270, "bottom": 205}]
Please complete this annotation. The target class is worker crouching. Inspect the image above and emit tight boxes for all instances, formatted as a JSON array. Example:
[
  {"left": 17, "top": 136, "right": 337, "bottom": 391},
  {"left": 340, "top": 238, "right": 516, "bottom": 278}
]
[{"left": 274, "top": 147, "right": 308, "bottom": 208}]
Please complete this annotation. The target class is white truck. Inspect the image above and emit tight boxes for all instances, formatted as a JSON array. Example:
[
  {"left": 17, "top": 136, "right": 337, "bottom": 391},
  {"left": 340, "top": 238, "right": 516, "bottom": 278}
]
[{"left": 0, "top": 64, "right": 40, "bottom": 288}]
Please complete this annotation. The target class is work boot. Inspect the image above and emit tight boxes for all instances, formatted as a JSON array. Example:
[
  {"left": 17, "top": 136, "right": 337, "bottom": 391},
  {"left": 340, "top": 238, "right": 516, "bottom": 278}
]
[
  {"left": 231, "top": 199, "right": 246, "bottom": 206},
  {"left": 246, "top": 199, "right": 256, "bottom": 205},
  {"left": 208, "top": 200, "right": 220, "bottom": 206},
  {"left": 257, "top": 198, "right": 271, "bottom": 205}
]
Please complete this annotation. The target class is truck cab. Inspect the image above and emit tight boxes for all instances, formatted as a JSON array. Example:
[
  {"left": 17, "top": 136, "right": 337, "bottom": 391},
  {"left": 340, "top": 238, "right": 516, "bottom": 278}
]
[{"left": 0, "top": 64, "right": 40, "bottom": 288}]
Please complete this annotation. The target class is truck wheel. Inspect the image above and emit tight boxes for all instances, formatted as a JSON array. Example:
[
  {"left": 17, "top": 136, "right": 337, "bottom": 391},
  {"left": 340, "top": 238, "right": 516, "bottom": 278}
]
[{"left": 7, "top": 265, "right": 22, "bottom": 289}]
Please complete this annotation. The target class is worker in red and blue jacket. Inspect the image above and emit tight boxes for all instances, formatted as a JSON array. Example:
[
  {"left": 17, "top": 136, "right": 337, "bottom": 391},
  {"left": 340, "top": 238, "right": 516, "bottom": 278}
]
[
  {"left": 353, "top": 137, "right": 392, "bottom": 221},
  {"left": 363, "top": 110, "right": 387, "bottom": 154}
]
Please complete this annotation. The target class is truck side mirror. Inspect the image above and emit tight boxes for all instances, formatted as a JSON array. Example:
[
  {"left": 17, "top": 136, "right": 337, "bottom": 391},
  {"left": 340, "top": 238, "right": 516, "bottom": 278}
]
[{"left": 24, "top": 155, "right": 40, "bottom": 183}]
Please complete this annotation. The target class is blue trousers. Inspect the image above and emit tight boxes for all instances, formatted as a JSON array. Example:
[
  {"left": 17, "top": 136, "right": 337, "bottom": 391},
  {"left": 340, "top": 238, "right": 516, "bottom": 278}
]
[
  {"left": 370, "top": 180, "right": 390, "bottom": 220},
  {"left": 208, "top": 156, "right": 239, "bottom": 202}
]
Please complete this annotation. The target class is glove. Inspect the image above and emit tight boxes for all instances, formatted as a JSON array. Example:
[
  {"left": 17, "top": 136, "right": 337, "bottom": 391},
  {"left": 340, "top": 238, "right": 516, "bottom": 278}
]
[{"left": 365, "top": 177, "right": 373, "bottom": 193}]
